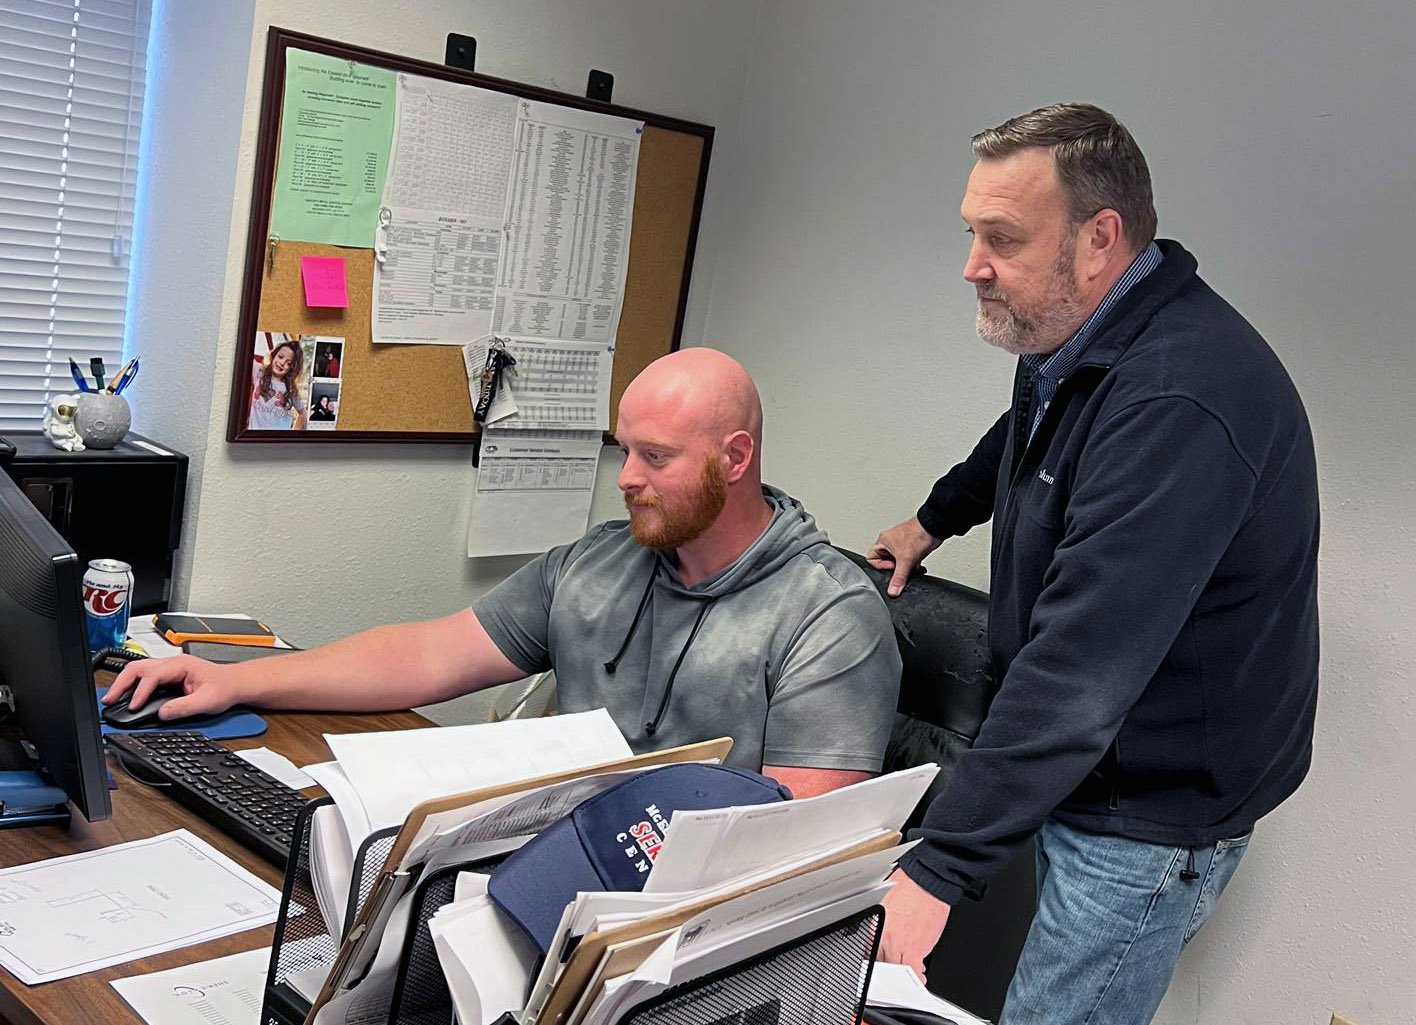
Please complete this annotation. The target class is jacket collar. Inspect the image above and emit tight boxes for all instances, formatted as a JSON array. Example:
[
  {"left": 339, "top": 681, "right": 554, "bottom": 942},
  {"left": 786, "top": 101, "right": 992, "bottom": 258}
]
[{"left": 1066, "top": 239, "right": 1199, "bottom": 373}]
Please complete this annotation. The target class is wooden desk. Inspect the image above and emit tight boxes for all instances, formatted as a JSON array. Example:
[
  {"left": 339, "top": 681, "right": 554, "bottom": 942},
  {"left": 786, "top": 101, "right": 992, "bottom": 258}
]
[{"left": 0, "top": 706, "right": 429, "bottom": 1025}]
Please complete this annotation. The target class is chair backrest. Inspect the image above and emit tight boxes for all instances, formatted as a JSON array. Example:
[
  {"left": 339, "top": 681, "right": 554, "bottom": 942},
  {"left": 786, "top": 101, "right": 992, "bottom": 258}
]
[
  {"left": 837, "top": 549, "right": 996, "bottom": 739},
  {"left": 837, "top": 548, "right": 1033, "bottom": 1024}
]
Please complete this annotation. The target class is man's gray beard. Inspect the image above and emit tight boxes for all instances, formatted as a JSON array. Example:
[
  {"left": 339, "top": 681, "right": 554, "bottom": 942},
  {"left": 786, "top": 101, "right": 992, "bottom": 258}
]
[{"left": 975, "top": 255, "right": 1091, "bottom": 354}]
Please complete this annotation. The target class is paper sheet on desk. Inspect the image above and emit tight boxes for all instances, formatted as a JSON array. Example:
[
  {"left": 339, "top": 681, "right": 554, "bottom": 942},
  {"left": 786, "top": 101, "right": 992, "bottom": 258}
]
[
  {"left": 236, "top": 747, "right": 317, "bottom": 789},
  {"left": 0, "top": 830, "right": 280, "bottom": 984},
  {"left": 467, "top": 426, "right": 602, "bottom": 557},
  {"left": 111, "top": 946, "right": 271, "bottom": 1025}
]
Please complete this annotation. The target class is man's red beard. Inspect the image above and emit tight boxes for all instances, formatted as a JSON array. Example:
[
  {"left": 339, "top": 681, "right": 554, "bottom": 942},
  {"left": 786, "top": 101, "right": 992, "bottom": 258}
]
[{"left": 625, "top": 454, "right": 728, "bottom": 549}]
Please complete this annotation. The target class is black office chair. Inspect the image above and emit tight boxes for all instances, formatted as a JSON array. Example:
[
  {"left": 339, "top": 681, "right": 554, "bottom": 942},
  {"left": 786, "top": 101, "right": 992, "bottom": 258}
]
[{"left": 839, "top": 549, "right": 1037, "bottom": 1023}]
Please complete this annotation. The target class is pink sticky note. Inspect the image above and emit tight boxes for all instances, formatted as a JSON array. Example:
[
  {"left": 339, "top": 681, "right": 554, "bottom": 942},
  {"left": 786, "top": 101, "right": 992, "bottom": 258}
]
[{"left": 300, "top": 255, "right": 348, "bottom": 308}]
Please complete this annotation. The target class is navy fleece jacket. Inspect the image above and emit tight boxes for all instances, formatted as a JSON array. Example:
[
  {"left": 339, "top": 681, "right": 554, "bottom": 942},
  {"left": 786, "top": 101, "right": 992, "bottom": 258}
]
[{"left": 900, "top": 240, "right": 1320, "bottom": 905}]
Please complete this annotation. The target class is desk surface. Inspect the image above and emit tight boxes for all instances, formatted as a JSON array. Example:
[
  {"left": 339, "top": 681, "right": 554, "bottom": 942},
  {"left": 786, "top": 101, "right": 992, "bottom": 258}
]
[{"left": 0, "top": 705, "right": 429, "bottom": 1025}]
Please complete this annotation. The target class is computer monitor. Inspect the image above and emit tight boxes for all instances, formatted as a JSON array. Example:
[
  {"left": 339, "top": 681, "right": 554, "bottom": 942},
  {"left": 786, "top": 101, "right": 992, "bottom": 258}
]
[{"left": 0, "top": 470, "right": 112, "bottom": 824}]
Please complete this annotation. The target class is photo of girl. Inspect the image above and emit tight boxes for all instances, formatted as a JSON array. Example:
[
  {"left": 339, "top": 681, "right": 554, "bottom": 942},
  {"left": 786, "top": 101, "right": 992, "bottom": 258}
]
[{"left": 249, "top": 332, "right": 311, "bottom": 430}]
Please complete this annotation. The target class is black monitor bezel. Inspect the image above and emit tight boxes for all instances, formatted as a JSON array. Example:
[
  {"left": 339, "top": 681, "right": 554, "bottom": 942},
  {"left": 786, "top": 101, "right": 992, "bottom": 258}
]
[{"left": 0, "top": 472, "right": 112, "bottom": 823}]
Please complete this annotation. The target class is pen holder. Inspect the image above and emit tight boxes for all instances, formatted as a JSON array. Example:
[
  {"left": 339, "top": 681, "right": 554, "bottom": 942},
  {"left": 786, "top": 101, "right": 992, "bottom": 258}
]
[{"left": 75, "top": 391, "right": 131, "bottom": 449}]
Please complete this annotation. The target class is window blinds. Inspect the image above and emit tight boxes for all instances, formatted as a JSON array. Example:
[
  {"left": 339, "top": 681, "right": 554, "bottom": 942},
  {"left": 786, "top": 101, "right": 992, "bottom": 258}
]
[{"left": 0, "top": 0, "right": 151, "bottom": 430}]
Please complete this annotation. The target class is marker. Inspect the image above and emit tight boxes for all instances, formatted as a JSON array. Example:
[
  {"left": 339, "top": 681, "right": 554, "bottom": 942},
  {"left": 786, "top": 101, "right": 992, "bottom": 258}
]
[{"left": 89, "top": 357, "right": 106, "bottom": 391}]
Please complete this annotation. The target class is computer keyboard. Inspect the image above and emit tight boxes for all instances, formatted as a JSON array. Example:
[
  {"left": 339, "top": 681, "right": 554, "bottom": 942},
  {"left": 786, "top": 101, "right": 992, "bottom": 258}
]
[{"left": 107, "top": 730, "right": 309, "bottom": 867}]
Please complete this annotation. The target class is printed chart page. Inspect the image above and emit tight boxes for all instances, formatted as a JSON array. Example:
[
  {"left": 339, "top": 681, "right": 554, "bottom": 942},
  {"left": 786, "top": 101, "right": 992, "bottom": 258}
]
[
  {"left": 494, "top": 100, "right": 643, "bottom": 345},
  {"left": 111, "top": 946, "right": 271, "bottom": 1025},
  {"left": 373, "top": 74, "right": 519, "bottom": 344},
  {"left": 467, "top": 427, "right": 603, "bottom": 557}
]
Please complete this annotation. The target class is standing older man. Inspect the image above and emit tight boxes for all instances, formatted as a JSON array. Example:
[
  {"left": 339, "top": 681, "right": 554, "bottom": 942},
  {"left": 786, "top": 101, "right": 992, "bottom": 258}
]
[
  {"left": 108, "top": 348, "right": 901, "bottom": 798},
  {"left": 869, "top": 104, "right": 1318, "bottom": 1023}
]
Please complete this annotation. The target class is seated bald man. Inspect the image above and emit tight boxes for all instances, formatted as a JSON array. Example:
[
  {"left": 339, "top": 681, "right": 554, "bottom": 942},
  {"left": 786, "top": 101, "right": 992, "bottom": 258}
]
[{"left": 106, "top": 349, "right": 902, "bottom": 797}]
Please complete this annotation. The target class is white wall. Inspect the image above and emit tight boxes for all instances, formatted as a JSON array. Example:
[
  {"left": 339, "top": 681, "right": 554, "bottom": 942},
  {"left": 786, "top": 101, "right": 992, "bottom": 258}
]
[
  {"left": 703, "top": 1, "right": 1414, "bottom": 1023},
  {"left": 129, "top": 0, "right": 761, "bottom": 647}
]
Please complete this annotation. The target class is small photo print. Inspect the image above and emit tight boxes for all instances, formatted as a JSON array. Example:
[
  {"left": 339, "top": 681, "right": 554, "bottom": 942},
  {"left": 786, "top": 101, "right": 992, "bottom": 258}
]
[
  {"left": 249, "top": 331, "right": 318, "bottom": 430},
  {"left": 308, "top": 380, "right": 341, "bottom": 431},
  {"left": 314, "top": 340, "right": 344, "bottom": 381}
]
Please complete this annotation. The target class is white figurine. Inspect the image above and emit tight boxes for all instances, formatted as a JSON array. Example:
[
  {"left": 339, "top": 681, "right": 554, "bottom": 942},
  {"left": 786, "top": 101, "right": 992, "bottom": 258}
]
[{"left": 43, "top": 394, "right": 86, "bottom": 452}]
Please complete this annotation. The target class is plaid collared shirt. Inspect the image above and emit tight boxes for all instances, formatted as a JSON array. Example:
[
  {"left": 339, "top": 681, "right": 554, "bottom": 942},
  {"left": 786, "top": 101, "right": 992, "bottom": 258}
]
[{"left": 1019, "top": 241, "right": 1162, "bottom": 440}]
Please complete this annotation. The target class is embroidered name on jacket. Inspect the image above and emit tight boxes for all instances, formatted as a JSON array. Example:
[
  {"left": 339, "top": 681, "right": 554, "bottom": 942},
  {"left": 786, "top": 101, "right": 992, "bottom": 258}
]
[{"left": 1037, "top": 468, "right": 1055, "bottom": 485}]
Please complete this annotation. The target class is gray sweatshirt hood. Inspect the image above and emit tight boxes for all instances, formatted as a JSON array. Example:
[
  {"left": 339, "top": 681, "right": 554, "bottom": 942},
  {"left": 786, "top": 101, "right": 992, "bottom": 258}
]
[
  {"left": 656, "top": 485, "right": 829, "bottom": 597},
  {"left": 603, "top": 485, "right": 830, "bottom": 735}
]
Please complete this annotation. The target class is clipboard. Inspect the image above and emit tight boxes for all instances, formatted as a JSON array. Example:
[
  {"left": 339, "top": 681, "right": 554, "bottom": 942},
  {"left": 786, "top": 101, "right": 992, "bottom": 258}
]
[{"left": 304, "top": 737, "right": 734, "bottom": 1023}]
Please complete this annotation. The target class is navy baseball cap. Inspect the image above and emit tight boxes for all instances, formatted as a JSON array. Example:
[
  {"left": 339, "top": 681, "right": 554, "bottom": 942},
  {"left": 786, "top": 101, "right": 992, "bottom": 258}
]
[{"left": 488, "top": 763, "right": 790, "bottom": 954}]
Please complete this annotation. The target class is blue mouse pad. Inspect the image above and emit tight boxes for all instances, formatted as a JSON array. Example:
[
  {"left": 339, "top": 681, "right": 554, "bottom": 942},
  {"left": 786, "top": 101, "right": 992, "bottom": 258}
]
[{"left": 96, "top": 688, "right": 268, "bottom": 740}]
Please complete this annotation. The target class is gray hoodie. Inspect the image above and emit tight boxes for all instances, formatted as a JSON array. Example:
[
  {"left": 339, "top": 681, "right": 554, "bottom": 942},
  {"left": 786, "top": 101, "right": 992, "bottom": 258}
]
[{"left": 474, "top": 486, "right": 901, "bottom": 772}]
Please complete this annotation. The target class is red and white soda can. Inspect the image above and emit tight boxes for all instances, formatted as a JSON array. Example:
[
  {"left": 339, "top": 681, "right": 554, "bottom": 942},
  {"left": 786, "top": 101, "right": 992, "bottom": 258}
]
[{"left": 82, "top": 558, "right": 134, "bottom": 651}]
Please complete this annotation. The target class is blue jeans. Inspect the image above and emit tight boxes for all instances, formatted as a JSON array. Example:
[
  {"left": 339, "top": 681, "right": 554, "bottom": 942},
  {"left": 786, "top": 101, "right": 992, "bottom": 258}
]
[{"left": 1000, "top": 818, "right": 1252, "bottom": 1025}]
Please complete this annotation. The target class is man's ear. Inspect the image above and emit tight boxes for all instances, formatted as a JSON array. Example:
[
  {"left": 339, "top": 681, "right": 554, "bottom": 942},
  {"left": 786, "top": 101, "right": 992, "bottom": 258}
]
[
  {"left": 1080, "top": 209, "right": 1125, "bottom": 279},
  {"left": 721, "top": 430, "right": 755, "bottom": 484}
]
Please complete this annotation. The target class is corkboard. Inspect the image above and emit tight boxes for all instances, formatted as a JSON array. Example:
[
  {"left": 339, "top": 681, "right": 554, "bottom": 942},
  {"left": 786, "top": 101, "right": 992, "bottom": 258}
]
[{"left": 228, "top": 28, "right": 714, "bottom": 443}]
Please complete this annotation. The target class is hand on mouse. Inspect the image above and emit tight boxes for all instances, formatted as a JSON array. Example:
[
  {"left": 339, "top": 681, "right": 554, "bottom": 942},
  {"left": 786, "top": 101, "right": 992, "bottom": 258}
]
[{"left": 102, "top": 655, "right": 241, "bottom": 721}]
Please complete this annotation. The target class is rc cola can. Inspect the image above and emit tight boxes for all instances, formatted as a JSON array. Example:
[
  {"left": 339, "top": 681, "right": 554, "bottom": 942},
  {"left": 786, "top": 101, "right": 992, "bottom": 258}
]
[{"left": 82, "top": 559, "right": 134, "bottom": 651}]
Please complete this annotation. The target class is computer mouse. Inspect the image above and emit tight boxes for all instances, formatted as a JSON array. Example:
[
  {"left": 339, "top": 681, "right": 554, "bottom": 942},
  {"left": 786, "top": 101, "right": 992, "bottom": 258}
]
[{"left": 101, "top": 683, "right": 186, "bottom": 728}]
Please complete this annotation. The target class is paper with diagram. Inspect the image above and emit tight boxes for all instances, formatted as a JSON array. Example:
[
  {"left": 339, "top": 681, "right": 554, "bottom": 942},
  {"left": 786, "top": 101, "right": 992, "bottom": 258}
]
[{"left": 0, "top": 830, "right": 280, "bottom": 984}]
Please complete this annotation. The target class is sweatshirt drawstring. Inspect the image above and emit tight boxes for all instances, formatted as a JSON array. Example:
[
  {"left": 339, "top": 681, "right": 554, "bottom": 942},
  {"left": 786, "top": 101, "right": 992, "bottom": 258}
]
[
  {"left": 645, "top": 597, "right": 715, "bottom": 736},
  {"left": 603, "top": 562, "right": 660, "bottom": 674},
  {"left": 1180, "top": 848, "right": 1199, "bottom": 881}
]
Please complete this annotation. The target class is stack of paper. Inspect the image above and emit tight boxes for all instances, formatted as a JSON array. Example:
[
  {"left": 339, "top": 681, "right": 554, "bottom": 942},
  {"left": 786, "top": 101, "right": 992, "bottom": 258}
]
[
  {"left": 422, "top": 765, "right": 937, "bottom": 1025},
  {"left": 301, "top": 709, "right": 632, "bottom": 939},
  {"left": 304, "top": 739, "right": 732, "bottom": 1025}
]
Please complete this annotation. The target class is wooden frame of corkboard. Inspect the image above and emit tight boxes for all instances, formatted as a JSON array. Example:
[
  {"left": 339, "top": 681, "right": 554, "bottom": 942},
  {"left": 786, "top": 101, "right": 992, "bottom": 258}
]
[{"left": 226, "top": 27, "right": 713, "bottom": 443}]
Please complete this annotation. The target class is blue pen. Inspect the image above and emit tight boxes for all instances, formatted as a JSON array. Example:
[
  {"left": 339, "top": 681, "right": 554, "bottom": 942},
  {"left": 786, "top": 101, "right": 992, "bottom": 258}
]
[
  {"left": 67, "top": 358, "right": 92, "bottom": 393},
  {"left": 110, "top": 357, "right": 141, "bottom": 396}
]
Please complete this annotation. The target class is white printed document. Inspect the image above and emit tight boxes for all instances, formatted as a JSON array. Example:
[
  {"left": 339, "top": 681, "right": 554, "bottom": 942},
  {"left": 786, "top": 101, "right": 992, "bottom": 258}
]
[
  {"left": 372, "top": 75, "right": 521, "bottom": 347},
  {"left": 645, "top": 765, "right": 938, "bottom": 892},
  {"left": 495, "top": 101, "right": 642, "bottom": 345},
  {"left": 372, "top": 206, "right": 503, "bottom": 344},
  {"left": 463, "top": 337, "right": 614, "bottom": 431},
  {"left": 467, "top": 426, "right": 603, "bottom": 557},
  {"left": 868, "top": 962, "right": 989, "bottom": 1025},
  {"left": 323, "top": 710, "right": 631, "bottom": 842},
  {"left": 384, "top": 74, "right": 518, "bottom": 218},
  {"left": 111, "top": 945, "right": 271, "bottom": 1025},
  {"left": 0, "top": 830, "right": 280, "bottom": 984}
]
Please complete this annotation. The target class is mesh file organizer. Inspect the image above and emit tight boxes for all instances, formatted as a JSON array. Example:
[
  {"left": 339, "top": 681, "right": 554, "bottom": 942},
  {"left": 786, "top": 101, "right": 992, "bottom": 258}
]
[
  {"left": 260, "top": 797, "right": 403, "bottom": 1025},
  {"left": 386, "top": 853, "right": 513, "bottom": 1025},
  {"left": 616, "top": 906, "right": 884, "bottom": 1025},
  {"left": 263, "top": 799, "right": 883, "bottom": 1025}
]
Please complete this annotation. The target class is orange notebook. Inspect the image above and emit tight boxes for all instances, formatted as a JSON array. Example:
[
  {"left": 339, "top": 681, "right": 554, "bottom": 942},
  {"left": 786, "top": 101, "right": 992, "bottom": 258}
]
[{"left": 151, "top": 613, "right": 277, "bottom": 647}]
